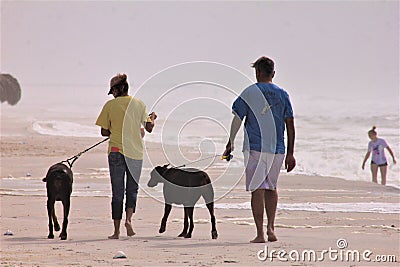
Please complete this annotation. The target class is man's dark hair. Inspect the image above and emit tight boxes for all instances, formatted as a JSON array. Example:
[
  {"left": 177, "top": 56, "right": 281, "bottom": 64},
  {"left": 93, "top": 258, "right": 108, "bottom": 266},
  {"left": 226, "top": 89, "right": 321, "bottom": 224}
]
[{"left": 251, "top": 56, "right": 274, "bottom": 76}]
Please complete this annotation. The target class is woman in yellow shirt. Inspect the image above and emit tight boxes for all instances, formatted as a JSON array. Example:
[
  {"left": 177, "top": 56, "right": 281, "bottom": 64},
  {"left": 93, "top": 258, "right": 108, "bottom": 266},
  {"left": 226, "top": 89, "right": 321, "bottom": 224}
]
[{"left": 96, "top": 73, "right": 156, "bottom": 239}]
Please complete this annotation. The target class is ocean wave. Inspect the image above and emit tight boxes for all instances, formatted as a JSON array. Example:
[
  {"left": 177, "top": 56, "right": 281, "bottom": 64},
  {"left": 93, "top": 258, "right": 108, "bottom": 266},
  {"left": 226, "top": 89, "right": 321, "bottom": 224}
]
[
  {"left": 214, "top": 202, "right": 400, "bottom": 214},
  {"left": 28, "top": 115, "right": 400, "bottom": 189},
  {"left": 32, "top": 120, "right": 100, "bottom": 137}
]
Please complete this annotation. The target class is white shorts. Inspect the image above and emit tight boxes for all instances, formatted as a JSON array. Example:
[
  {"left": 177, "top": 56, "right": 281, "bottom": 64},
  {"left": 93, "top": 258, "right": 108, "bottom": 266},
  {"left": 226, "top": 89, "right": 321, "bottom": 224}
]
[{"left": 243, "top": 150, "right": 285, "bottom": 191}]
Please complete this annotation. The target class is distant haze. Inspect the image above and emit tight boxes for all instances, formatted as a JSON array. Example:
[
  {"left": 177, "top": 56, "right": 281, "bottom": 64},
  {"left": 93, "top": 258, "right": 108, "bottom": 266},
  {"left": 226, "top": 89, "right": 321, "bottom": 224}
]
[{"left": 1, "top": 1, "right": 399, "bottom": 115}]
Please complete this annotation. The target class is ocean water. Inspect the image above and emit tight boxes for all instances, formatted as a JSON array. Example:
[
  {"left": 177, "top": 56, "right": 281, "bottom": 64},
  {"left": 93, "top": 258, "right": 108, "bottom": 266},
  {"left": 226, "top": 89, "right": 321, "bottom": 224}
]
[
  {"left": 12, "top": 93, "right": 399, "bottom": 189},
  {"left": 1, "top": 85, "right": 399, "bottom": 213},
  {"left": 213, "top": 201, "right": 400, "bottom": 214}
]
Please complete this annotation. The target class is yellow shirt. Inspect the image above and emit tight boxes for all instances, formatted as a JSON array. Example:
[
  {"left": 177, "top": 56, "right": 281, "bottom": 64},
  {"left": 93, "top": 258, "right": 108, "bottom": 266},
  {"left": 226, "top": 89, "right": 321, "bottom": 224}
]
[{"left": 96, "top": 96, "right": 150, "bottom": 160}]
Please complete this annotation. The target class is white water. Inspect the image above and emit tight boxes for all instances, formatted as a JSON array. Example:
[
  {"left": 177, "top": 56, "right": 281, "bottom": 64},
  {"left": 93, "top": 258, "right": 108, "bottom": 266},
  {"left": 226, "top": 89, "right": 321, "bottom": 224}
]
[
  {"left": 214, "top": 202, "right": 400, "bottom": 214},
  {"left": 27, "top": 108, "right": 400, "bottom": 188}
]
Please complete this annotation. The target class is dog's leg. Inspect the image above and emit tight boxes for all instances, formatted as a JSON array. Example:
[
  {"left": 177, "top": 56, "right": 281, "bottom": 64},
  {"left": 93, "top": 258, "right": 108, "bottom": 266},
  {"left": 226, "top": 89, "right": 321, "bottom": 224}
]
[
  {"left": 47, "top": 199, "right": 55, "bottom": 239},
  {"left": 59, "top": 198, "right": 70, "bottom": 240},
  {"left": 159, "top": 203, "right": 172, "bottom": 233},
  {"left": 178, "top": 207, "right": 189, "bottom": 237},
  {"left": 52, "top": 207, "right": 60, "bottom": 232},
  {"left": 185, "top": 207, "right": 194, "bottom": 238},
  {"left": 206, "top": 202, "right": 218, "bottom": 239}
]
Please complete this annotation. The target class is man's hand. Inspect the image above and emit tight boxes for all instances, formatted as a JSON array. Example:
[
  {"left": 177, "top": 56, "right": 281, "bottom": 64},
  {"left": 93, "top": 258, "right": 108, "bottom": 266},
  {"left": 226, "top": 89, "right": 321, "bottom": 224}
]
[
  {"left": 223, "top": 140, "right": 234, "bottom": 158},
  {"left": 285, "top": 153, "right": 296, "bottom": 172}
]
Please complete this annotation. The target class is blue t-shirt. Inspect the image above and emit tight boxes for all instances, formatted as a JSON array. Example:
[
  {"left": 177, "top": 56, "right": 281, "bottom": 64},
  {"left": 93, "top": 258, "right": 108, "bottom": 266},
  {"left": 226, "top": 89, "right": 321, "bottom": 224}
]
[{"left": 232, "top": 83, "right": 294, "bottom": 154}]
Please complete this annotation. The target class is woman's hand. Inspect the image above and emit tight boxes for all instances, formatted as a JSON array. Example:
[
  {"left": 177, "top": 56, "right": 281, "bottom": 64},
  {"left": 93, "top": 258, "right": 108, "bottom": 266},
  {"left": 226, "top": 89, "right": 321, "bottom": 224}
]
[{"left": 149, "top": 112, "right": 157, "bottom": 121}]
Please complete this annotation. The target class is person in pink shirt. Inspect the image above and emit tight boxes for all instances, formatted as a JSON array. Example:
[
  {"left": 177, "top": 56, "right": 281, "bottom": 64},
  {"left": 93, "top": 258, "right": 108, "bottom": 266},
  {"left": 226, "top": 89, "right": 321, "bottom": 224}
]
[{"left": 362, "top": 126, "right": 396, "bottom": 185}]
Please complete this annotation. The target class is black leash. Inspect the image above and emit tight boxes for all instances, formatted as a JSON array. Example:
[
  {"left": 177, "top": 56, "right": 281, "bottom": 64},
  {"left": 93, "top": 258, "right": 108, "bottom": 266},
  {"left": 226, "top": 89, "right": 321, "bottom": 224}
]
[
  {"left": 173, "top": 153, "right": 233, "bottom": 169},
  {"left": 60, "top": 137, "right": 110, "bottom": 169}
]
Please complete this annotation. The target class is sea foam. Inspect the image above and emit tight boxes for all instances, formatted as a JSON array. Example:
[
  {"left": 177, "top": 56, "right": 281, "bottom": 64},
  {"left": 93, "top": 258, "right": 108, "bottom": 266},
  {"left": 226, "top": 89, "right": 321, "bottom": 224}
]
[
  {"left": 32, "top": 121, "right": 100, "bottom": 137},
  {"left": 214, "top": 202, "right": 400, "bottom": 214}
]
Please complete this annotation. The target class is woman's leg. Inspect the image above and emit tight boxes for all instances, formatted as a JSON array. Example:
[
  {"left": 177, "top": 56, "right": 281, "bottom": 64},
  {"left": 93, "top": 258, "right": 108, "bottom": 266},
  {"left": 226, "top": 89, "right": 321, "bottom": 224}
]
[
  {"left": 379, "top": 165, "right": 387, "bottom": 185},
  {"left": 124, "top": 157, "right": 142, "bottom": 236},
  {"left": 370, "top": 163, "right": 378, "bottom": 184},
  {"left": 108, "top": 152, "right": 126, "bottom": 239}
]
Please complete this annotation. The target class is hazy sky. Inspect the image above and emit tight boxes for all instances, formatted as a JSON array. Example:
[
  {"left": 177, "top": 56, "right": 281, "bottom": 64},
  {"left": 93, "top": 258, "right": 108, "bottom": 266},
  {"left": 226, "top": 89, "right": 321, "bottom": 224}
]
[{"left": 1, "top": 1, "right": 399, "bottom": 113}]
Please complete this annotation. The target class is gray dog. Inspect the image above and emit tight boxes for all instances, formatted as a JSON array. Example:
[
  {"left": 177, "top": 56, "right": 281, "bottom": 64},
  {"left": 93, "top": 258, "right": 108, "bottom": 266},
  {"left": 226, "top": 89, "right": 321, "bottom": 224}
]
[{"left": 148, "top": 164, "right": 218, "bottom": 239}]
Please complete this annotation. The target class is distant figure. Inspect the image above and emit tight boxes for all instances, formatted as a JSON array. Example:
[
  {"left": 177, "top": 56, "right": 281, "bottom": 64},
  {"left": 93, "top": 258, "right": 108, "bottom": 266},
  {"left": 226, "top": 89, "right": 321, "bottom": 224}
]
[
  {"left": 223, "top": 56, "right": 296, "bottom": 243},
  {"left": 362, "top": 126, "right": 396, "bottom": 185},
  {"left": 96, "top": 73, "right": 157, "bottom": 239}
]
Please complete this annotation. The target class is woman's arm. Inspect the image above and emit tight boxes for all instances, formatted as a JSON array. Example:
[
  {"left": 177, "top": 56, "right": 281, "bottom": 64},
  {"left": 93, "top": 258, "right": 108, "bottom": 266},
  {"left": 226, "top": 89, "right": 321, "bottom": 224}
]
[
  {"left": 386, "top": 146, "right": 397, "bottom": 164},
  {"left": 145, "top": 112, "right": 157, "bottom": 133},
  {"left": 101, "top": 128, "right": 111, "bottom": 137},
  {"left": 362, "top": 151, "right": 371, "bottom": 169}
]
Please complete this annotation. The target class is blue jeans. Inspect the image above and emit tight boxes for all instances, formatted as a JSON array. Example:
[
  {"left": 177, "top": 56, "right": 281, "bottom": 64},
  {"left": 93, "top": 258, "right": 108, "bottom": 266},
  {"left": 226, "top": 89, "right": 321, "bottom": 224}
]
[{"left": 108, "top": 152, "right": 142, "bottom": 220}]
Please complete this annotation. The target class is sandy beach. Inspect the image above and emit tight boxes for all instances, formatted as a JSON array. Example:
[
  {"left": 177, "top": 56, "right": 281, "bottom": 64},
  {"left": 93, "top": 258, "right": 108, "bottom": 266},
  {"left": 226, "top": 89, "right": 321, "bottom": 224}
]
[
  {"left": 2, "top": 0, "right": 400, "bottom": 265},
  {"left": 0, "top": 116, "right": 399, "bottom": 267}
]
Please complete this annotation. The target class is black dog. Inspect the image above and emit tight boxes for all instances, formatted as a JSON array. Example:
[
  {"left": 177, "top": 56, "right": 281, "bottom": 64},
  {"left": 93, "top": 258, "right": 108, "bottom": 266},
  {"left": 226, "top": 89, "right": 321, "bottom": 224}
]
[
  {"left": 42, "top": 163, "right": 73, "bottom": 240},
  {"left": 147, "top": 164, "right": 218, "bottom": 239}
]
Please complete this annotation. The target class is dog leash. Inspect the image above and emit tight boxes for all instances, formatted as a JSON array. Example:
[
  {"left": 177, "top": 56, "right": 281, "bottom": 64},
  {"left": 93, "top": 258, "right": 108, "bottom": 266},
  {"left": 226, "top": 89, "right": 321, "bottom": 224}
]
[
  {"left": 60, "top": 137, "right": 110, "bottom": 168},
  {"left": 173, "top": 153, "right": 233, "bottom": 169}
]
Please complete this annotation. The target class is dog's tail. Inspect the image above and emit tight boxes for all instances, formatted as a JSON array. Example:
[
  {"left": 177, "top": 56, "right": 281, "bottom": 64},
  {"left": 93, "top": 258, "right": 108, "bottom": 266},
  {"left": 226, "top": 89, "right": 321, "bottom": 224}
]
[{"left": 42, "top": 177, "right": 47, "bottom": 182}]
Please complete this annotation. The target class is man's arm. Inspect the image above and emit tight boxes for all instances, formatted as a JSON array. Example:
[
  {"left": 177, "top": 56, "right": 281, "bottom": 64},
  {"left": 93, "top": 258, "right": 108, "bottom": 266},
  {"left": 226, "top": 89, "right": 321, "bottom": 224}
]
[
  {"left": 285, "top": 117, "right": 296, "bottom": 172},
  {"left": 144, "top": 112, "right": 157, "bottom": 133},
  {"left": 223, "top": 115, "right": 242, "bottom": 156}
]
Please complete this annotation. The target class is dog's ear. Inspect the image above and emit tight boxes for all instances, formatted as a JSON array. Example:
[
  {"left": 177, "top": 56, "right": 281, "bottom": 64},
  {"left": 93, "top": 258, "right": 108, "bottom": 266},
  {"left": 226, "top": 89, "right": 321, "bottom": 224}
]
[{"left": 162, "top": 164, "right": 170, "bottom": 168}]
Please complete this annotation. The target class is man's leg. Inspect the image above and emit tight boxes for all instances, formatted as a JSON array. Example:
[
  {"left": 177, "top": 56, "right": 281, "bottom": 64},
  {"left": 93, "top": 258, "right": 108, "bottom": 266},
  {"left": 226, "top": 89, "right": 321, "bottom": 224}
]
[
  {"left": 263, "top": 153, "right": 284, "bottom": 242},
  {"left": 250, "top": 189, "right": 266, "bottom": 243},
  {"left": 265, "top": 189, "right": 278, "bottom": 242}
]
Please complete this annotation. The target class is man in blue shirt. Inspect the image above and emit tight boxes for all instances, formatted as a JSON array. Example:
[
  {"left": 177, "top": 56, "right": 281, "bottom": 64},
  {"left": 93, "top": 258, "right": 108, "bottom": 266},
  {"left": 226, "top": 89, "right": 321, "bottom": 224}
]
[{"left": 223, "top": 56, "right": 296, "bottom": 243}]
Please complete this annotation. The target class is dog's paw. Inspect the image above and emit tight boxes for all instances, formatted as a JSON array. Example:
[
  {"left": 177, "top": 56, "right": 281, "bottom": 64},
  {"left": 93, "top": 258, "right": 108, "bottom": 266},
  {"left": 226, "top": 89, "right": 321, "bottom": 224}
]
[
  {"left": 48, "top": 234, "right": 54, "bottom": 239},
  {"left": 54, "top": 224, "right": 60, "bottom": 232},
  {"left": 59, "top": 233, "right": 67, "bottom": 240},
  {"left": 212, "top": 230, "right": 218, "bottom": 239},
  {"left": 178, "top": 232, "right": 187, "bottom": 237},
  {"left": 159, "top": 225, "right": 166, "bottom": 233},
  {"left": 184, "top": 233, "right": 192, "bottom": 238}
]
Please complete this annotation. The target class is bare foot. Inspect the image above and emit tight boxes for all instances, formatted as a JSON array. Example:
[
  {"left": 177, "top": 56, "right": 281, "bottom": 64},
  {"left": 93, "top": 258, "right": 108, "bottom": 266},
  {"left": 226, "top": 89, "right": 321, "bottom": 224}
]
[
  {"left": 250, "top": 236, "right": 266, "bottom": 243},
  {"left": 125, "top": 222, "right": 136, "bottom": 236},
  {"left": 267, "top": 231, "right": 278, "bottom": 242},
  {"left": 108, "top": 233, "right": 119, "bottom": 239}
]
